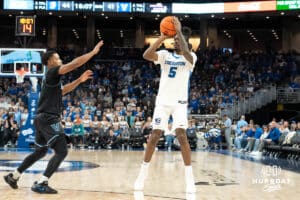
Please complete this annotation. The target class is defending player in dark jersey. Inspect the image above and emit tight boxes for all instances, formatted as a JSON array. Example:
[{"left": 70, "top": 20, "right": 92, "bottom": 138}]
[{"left": 3, "top": 41, "right": 104, "bottom": 194}]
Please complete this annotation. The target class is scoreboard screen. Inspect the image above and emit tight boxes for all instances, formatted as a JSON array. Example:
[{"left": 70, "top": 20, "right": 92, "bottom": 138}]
[
  {"left": 277, "top": 0, "right": 300, "bottom": 10},
  {"left": 4, "top": 0, "right": 34, "bottom": 10},
  {"left": 15, "top": 16, "right": 36, "bottom": 37},
  {"left": 5, "top": 0, "right": 291, "bottom": 14}
]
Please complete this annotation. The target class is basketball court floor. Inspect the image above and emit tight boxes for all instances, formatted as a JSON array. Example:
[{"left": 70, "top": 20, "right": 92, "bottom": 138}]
[{"left": 0, "top": 149, "right": 299, "bottom": 200}]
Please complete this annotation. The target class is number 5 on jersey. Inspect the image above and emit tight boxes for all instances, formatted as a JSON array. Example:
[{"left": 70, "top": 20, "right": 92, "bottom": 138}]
[{"left": 168, "top": 66, "right": 177, "bottom": 78}]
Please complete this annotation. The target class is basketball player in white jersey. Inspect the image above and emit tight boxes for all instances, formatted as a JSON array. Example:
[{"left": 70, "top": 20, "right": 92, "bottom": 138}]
[{"left": 134, "top": 17, "right": 197, "bottom": 194}]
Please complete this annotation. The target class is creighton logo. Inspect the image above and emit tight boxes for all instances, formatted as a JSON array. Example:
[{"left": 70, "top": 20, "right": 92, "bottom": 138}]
[
  {"left": 50, "top": 123, "right": 61, "bottom": 132},
  {"left": 154, "top": 118, "right": 161, "bottom": 125}
]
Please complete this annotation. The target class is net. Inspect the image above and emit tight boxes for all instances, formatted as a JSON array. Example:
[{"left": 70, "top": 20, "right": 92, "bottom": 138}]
[{"left": 15, "top": 69, "right": 27, "bottom": 84}]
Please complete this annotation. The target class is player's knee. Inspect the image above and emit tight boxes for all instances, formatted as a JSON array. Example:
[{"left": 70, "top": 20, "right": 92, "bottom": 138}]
[
  {"left": 56, "top": 147, "right": 68, "bottom": 160},
  {"left": 149, "top": 130, "right": 161, "bottom": 144},
  {"left": 35, "top": 146, "right": 48, "bottom": 156},
  {"left": 175, "top": 129, "right": 188, "bottom": 143}
]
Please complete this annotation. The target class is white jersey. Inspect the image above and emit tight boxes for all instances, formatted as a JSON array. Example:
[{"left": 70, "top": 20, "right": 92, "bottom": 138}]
[{"left": 154, "top": 50, "right": 197, "bottom": 106}]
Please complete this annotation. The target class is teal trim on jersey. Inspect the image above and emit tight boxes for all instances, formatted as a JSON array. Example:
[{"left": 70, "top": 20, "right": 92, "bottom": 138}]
[{"left": 172, "top": 52, "right": 180, "bottom": 59}]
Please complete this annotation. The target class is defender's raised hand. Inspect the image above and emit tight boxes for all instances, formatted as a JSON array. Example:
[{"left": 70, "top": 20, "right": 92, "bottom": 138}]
[
  {"left": 80, "top": 70, "right": 93, "bottom": 83},
  {"left": 92, "top": 40, "right": 104, "bottom": 55}
]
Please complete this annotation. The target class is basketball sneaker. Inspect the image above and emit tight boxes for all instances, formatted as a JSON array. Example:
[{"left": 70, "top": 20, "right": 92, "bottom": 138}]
[
  {"left": 31, "top": 181, "right": 58, "bottom": 194},
  {"left": 134, "top": 164, "right": 149, "bottom": 191},
  {"left": 4, "top": 173, "right": 19, "bottom": 189}
]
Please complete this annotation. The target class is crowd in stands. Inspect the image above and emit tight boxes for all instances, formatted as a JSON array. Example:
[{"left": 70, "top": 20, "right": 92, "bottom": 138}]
[
  {"left": 0, "top": 47, "right": 299, "bottom": 152},
  {"left": 230, "top": 115, "right": 300, "bottom": 158}
]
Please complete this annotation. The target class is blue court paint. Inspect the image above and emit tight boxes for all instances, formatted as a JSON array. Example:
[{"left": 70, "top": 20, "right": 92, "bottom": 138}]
[{"left": 0, "top": 160, "right": 99, "bottom": 174}]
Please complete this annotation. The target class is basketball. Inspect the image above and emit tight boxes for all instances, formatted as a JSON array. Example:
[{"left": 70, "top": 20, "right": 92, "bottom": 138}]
[{"left": 160, "top": 16, "right": 176, "bottom": 37}]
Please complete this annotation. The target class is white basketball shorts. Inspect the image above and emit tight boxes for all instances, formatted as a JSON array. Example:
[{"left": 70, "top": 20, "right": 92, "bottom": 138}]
[{"left": 152, "top": 105, "right": 188, "bottom": 131}]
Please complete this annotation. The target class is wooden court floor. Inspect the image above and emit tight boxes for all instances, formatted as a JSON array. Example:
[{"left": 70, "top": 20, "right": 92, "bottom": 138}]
[{"left": 0, "top": 149, "right": 299, "bottom": 200}]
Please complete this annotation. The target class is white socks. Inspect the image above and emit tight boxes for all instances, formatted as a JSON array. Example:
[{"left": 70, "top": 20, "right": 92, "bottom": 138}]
[
  {"left": 134, "top": 161, "right": 149, "bottom": 190},
  {"left": 185, "top": 166, "right": 193, "bottom": 180},
  {"left": 38, "top": 175, "right": 49, "bottom": 184},
  {"left": 12, "top": 169, "right": 21, "bottom": 179},
  {"left": 135, "top": 163, "right": 196, "bottom": 193},
  {"left": 185, "top": 165, "right": 196, "bottom": 193},
  {"left": 141, "top": 161, "right": 150, "bottom": 168}
]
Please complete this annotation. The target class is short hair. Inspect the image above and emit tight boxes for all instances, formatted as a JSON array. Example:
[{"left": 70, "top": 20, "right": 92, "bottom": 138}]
[{"left": 42, "top": 51, "right": 57, "bottom": 66}]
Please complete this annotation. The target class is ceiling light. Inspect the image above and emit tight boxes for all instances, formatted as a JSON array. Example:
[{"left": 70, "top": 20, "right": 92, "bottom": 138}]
[
  {"left": 280, "top": 12, "right": 285, "bottom": 15},
  {"left": 211, "top": 14, "right": 215, "bottom": 18},
  {"left": 49, "top": 12, "right": 52, "bottom": 15},
  {"left": 235, "top": 17, "right": 239, "bottom": 20},
  {"left": 266, "top": 16, "right": 270, "bottom": 19},
  {"left": 222, "top": 17, "right": 225, "bottom": 20}
]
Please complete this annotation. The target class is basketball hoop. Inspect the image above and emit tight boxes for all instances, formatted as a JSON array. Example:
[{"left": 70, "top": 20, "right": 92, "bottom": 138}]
[{"left": 15, "top": 69, "right": 27, "bottom": 84}]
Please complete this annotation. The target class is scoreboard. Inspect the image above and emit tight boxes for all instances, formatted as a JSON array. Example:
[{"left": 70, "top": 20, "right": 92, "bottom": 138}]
[
  {"left": 3, "top": 1, "right": 300, "bottom": 14},
  {"left": 15, "top": 16, "right": 35, "bottom": 36}
]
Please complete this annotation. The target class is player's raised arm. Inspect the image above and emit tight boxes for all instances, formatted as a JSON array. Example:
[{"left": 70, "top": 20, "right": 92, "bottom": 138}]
[
  {"left": 143, "top": 34, "right": 168, "bottom": 62},
  {"left": 59, "top": 40, "right": 104, "bottom": 75},
  {"left": 173, "top": 17, "right": 193, "bottom": 65},
  {"left": 62, "top": 70, "right": 93, "bottom": 96}
]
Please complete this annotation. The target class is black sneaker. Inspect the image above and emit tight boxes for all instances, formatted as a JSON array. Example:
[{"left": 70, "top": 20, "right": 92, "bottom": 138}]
[
  {"left": 31, "top": 181, "right": 58, "bottom": 194},
  {"left": 3, "top": 173, "right": 19, "bottom": 189}
]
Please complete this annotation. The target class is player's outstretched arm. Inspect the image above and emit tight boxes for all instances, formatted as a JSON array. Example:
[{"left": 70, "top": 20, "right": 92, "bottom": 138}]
[
  {"left": 62, "top": 70, "right": 93, "bottom": 95},
  {"left": 143, "top": 34, "right": 168, "bottom": 62},
  {"left": 173, "top": 17, "right": 193, "bottom": 65},
  {"left": 59, "top": 41, "right": 104, "bottom": 75}
]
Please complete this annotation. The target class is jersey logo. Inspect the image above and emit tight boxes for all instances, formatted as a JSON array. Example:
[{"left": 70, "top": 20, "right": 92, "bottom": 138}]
[
  {"left": 178, "top": 100, "right": 187, "bottom": 104},
  {"left": 50, "top": 122, "right": 61, "bottom": 132},
  {"left": 154, "top": 118, "right": 161, "bottom": 125}
]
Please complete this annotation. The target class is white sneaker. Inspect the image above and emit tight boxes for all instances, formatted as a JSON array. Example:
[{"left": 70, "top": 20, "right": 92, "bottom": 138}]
[
  {"left": 250, "top": 151, "right": 262, "bottom": 158},
  {"left": 186, "top": 192, "right": 196, "bottom": 200},
  {"left": 134, "top": 165, "right": 148, "bottom": 191},
  {"left": 134, "top": 191, "right": 144, "bottom": 200}
]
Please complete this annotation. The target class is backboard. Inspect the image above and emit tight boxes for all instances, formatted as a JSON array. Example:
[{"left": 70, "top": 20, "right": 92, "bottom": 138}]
[{"left": 0, "top": 48, "right": 46, "bottom": 78}]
